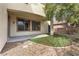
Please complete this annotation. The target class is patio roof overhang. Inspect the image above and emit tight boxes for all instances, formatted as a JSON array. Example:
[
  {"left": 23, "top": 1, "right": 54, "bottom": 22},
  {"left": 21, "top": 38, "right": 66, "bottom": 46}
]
[{"left": 7, "top": 9, "right": 46, "bottom": 21}]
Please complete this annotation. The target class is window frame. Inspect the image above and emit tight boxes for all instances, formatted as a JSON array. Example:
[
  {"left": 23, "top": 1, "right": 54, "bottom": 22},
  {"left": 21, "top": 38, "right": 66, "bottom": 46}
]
[
  {"left": 16, "top": 17, "right": 41, "bottom": 32},
  {"left": 16, "top": 17, "right": 30, "bottom": 32},
  {"left": 32, "top": 20, "right": 41, "bottom": 31}
]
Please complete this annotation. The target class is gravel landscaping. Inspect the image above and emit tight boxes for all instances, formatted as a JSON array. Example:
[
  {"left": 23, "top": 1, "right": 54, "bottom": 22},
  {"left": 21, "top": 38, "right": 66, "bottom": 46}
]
[{"left": 0, "top": 40, "right": 79, "bottom": 56}]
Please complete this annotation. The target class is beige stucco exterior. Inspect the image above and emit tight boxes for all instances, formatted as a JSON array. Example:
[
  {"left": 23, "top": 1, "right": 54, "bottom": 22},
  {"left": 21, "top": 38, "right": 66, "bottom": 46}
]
[
  {"left": 9, "top": 12, "right": 48, "bottom": 37},
  {"left": 0, "top": 4, "right": 8, "bottom": 51},
  {"left": 7, "top": 3, "right": 47, "bottom": 37},
  {"left": 7, "top": 3, "right": 45, "bottom": 17},
  {"left": 0, "top": 3, "right": 48, "bottom": 52},
  {"left": 30, "top": 4, "right": 45, "bottom": 17}
]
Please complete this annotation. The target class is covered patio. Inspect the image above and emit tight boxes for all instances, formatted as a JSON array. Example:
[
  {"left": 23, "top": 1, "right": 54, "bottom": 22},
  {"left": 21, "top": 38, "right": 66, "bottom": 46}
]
[
  {"left": 8, "top": 34, "right": 49, "bottom": 42},
  {"left": 7, "top": 9, "right": 48, "bottom": 42},
  {"left": 8, "top": 34, "right": 38, "bottom": 42}
]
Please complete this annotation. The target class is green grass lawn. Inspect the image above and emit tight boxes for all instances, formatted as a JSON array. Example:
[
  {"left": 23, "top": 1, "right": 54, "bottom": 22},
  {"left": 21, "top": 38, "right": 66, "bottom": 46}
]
[{"left": 31, "top": 35, "right": 71, "bottom": 47}]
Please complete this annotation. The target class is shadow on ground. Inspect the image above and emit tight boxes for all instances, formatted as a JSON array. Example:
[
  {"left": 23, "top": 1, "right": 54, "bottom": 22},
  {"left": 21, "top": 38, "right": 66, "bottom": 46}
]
[{"left": 0, "top": 41, "right": 25, "bottom": 54}]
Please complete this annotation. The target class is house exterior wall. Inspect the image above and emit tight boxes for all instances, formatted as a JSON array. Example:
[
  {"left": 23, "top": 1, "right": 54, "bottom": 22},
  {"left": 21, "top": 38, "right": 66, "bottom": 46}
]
[
  {"left": 9, "top": 13, "right": 48, "bottom": 37},
  {"left": 53, "top": 23, "right": 66, "bottom": 34},
  {"left": 53, "top": 17, "right": 66, "bottom": 34},
  {"left": 7, "top": 3, "right": 45, "bottom": 17},
  {"left": 6, "top": 3, "right": 48, "bottom": 37},
  {"left": 30, "top": 4, "right": 45, "bottom": 17},
  {"left": 0, "top": 3, "right": 48, "bottom": 51},
  {"left": 0, "top": 4, "right": 8, "bottom": 51},
  {"left": 7, "top": 3, "right": 32, "bottom": 14}
]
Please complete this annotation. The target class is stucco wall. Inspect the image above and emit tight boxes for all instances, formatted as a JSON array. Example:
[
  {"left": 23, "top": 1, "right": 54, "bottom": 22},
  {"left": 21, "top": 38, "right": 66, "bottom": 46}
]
[
  {"left": 0, "top": 3, "right": 47, "bottom": 52},
  {"left": 41, "top": 21, "right": 48, "bottom": 33},
  {"left": 7, "top": 3, "right": 32, "bottom": 14},
  {"left": 7, "top": 3, "right": 45, "bottom": 17},
  {"left": 30, "top": 4, "right": 45, "bottom": 17},
  {"left": 9, "top": 13, "right": 48, "bottom": 37},
  {"left": 0, "top": 4, "right": 8, "bottom": 52}
]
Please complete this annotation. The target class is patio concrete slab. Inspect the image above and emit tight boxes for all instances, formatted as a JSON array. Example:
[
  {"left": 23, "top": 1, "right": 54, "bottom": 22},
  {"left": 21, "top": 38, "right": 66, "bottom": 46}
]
[{"left": 8, "top": 34, "right": 49, "bottom": 42}]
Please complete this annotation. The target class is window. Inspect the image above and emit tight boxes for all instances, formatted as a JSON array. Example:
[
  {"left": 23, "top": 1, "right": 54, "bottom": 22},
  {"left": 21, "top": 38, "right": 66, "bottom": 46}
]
[
  {"left": 17, "top": 18, "right": 30, "bottom": 31},
  {"left": 16, "top": 18, "right": 41, "bottom": 31},
  {"left": 32, "top": 21, "right": 41, "bottom": 31}
]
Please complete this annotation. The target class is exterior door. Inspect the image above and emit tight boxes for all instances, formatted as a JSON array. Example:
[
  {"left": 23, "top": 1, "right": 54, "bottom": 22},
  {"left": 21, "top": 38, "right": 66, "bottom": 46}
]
[{"left": 48, "top": 25, "right": 50, "bottom": 34}]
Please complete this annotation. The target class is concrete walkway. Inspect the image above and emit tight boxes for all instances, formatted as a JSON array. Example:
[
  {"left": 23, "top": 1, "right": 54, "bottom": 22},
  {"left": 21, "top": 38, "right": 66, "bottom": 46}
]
[{"left": 8, "top": 34, "right": 49, "bottom": 42}]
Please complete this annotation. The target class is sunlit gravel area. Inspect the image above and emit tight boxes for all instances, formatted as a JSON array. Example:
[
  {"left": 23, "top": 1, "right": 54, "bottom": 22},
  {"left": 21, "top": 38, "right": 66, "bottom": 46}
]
[{"left": 0, "top": 41, "right": 79, "bottom": 56}]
